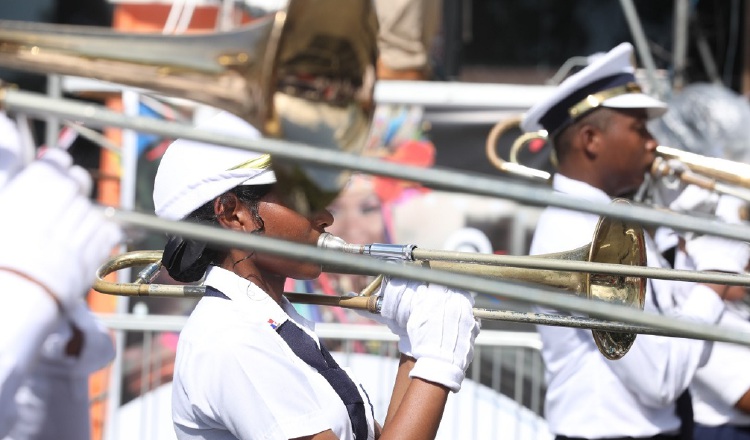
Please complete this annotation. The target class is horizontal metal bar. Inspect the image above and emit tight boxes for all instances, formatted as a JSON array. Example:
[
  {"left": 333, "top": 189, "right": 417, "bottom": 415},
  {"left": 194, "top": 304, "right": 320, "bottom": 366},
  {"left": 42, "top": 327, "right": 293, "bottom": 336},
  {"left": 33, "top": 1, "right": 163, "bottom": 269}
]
[
  {"left": 101, "top": 207, "right": 750, "bottom": 348},
  {"left": 4, "top": 89, "right": 750, "bottom": 243},
  {"left": 94, "top": 313, "right": 543, "bottom": 349},
  {"left": 412, "top": 248, "right": 750, "bottom": 286}
]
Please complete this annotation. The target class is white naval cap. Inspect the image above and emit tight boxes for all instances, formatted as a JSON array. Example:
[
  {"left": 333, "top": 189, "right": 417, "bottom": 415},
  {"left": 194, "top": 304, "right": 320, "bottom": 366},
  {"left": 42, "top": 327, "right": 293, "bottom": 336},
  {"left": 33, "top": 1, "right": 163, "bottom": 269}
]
[
  {"left": 153, "top": 111, "right": 277, "bottom": 221},
  {"left": 521, "top": 42, "right": 668, "bottom": 136}
]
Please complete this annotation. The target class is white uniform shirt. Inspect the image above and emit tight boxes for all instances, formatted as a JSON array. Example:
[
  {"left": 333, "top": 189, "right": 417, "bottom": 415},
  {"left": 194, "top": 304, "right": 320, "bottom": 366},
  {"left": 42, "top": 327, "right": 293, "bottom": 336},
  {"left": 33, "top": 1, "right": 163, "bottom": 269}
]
[
  {"left": 171, "top": 266, "right": 376, "bottom": 440},
  {"left": 691, "top": 302, "right": 750, "bottom": 427},
  {"left": 654, "top": 229, "right": 750, "bottom": 428},
  {"left": 530, "top": 174, "right": 725, "bottom": 439},
  {"left": 4, "top": 300, "right": 115, "bottom": 440}
]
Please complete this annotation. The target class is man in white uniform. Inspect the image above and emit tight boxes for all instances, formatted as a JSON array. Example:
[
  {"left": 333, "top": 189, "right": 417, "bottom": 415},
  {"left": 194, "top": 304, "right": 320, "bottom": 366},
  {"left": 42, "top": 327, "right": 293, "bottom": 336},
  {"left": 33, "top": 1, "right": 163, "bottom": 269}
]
[
  {"left": 521, "top": 43, "right": 750, "bottom": 440},
  {"left": 649, "top": 84, "right": 750, "bottom": 440}
]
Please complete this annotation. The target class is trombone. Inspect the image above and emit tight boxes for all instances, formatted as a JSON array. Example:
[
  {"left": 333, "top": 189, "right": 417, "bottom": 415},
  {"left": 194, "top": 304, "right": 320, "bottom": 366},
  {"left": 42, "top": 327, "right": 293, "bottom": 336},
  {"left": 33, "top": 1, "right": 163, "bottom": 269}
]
[
  {"left": 485, "top": 115, "right": 750, "bottom": 204},
  {"left": 93, "top": 204, "right": 750, "bottom": 359},
  {"left": 96, "top": 207, "right": 648, "bottom": 360}
]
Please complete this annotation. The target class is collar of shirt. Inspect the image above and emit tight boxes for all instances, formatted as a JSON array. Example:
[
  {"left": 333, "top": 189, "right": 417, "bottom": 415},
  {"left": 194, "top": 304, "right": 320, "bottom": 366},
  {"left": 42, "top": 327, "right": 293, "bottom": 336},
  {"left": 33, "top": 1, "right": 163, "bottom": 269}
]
[
  {"left": 552, "top": 173, "right": 612, "bottom": 203},
  {"left": 203, "top": 266, "right": 317, "bottom": 334}
]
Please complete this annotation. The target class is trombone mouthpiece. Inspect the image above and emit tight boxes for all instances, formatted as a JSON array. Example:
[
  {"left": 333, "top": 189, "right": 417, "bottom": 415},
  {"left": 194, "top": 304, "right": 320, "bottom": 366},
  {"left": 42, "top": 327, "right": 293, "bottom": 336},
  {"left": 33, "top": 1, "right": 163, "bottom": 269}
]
[
  {"left": 317, "top": 232, "right": 417, "bottom": 260},
  {"left": 318, "top": 232, "right": 366, "bottom": 254}
]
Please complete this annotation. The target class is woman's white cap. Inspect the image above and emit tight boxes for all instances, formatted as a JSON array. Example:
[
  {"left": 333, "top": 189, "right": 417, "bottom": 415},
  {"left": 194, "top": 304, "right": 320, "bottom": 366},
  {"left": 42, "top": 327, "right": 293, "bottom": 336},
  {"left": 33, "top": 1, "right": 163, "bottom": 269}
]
[{"left": 153, "top": 111, "right": 276, "bottom": 221}]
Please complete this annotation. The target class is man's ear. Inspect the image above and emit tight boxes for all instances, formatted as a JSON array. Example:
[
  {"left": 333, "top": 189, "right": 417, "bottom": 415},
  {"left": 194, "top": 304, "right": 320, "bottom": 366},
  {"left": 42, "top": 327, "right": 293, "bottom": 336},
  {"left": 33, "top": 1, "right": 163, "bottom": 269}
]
[{"left": 578, "top": 123, "right": 602, "bottom": 159}]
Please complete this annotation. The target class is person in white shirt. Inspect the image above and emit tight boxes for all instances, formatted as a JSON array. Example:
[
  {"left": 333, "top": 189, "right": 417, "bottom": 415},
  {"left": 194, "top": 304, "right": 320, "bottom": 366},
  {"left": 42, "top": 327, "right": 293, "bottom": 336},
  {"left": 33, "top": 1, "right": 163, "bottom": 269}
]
[
  {"left": 520, "top": 42, "right": 750, "bottom": 440},
  {"left": 0, "top": 112, "right": 123, "bottom": 438},
  {"left": 154, "top": 110, "right": 481, "bottom": 440},
  {"left": 661, "top": 194, "right": 750, "bottom": 440},
  {"left": 649, "top": 84, "right": 750, "bottom": 440},
  {"left": 4, "top": 300, "right": 115, "bottom": 440},
  {"left": 690, "top": 298, "right": 750, "bottom": 440}
]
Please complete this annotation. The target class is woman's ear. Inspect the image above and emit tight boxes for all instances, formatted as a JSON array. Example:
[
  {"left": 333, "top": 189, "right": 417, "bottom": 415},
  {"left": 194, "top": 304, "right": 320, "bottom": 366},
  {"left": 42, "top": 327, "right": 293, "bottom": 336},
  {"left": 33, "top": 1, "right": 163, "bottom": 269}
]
[{"left": 214, "top": 194, "right": 243, "bottom": 231}]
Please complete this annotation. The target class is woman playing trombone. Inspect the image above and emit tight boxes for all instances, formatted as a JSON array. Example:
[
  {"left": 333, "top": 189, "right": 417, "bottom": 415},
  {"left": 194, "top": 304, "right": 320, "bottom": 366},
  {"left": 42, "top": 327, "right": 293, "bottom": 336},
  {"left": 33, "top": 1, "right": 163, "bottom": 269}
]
[{"left": 154, "top": 110, "right": 480, "bottom": 440}]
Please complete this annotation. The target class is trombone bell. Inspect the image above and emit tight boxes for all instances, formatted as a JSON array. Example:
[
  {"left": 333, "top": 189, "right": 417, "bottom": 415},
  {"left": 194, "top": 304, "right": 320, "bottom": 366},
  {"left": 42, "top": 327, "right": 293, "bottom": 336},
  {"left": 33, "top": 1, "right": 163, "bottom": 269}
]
[
  {"left": 418, "top": 204, "right": 645, "bottom": 360},
  {"left": 0, "top": 0, "right": 379, "bottom": 214},
  {"left": 320, "top": 200, "right": 647, "bottom": 360}
]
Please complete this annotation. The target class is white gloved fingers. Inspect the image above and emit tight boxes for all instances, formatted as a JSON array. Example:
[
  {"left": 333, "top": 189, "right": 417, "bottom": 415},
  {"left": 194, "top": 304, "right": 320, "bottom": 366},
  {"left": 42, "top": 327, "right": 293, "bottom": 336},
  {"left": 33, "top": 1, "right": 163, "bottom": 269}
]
[
  {"left": 368, "top": 277, "right": 417, "bottom": 356},
  {"left": 54, "top": 196, "right": 94, "bottom": 247},
  {"left": 669, "top": 184, "right": 719, "bottom": 214},
  {"left": 0, "top": 156, "right": 81, "bottom": 217},
  {"left": 437, "top": 287, "right": 476, "bottom": 364},
  {"left": 0, "top": 112, "right": 23, "bottom": 187},
  {"left": 686, "top": 235, "right": 750, "bottom": 273},
  {"left": 463, "top": 318, "right": 482, "bottom": 370},
  {"left": 36, "top": 205, "right": 121, "bottom": 309},
  {"left": 0, "top": 149, "right": 21, "bottom": 189},
  {"left": 36, "top": 148, "right": 73, "bottom": 172},
  {"left": 665, "top": 159, "right": 689, "bottom": 175},
  {"left": 67, "top": 165, "right": 93, "bottom": 197},
  {"left": 0, "top": 149, "right": 118, "bottom": 311},
  {"left": 64, "top": 211, "right": 123, "bottom": 308},
  {"left": 79, "top": 209, "right": 123, "bottom": 265},
  {"left": 407, "top": 284, "right": 479, "bottom": 392},
  {"left": 379, "top": 276, "right": 419, "bottom": 329},
  {"left": 715, "top": 195, "right": 745, "bottom": 224}
]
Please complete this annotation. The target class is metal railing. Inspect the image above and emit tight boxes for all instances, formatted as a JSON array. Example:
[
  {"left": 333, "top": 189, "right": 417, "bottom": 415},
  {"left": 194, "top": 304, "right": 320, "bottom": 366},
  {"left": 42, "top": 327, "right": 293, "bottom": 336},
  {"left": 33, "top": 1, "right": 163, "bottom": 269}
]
[{"left": 95, "top": 312, "right": 551, "bottom": 440}]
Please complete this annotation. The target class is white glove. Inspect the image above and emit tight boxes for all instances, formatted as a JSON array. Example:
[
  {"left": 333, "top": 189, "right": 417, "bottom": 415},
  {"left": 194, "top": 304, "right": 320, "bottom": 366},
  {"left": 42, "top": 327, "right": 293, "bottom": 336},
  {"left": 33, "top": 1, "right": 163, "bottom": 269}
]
[
  {"left": 680, "top": 192, "right": 749, "bottom": 273},
  {"left": 0, "top": 149, "right": 123, "bottom": 310},
  {"left": 686, "top": 234, "right": 750, "bottom": 274},
  {"left": 381, "top": 279, "right": 480, "bottom": 392},
  {"left": 0, "top": 112, "right": 24, "bottom": 188},
  {"left": 714, "top": 194, "right": 745, "bottom": 225},
  {"left": 647, "top": 159, "right": 691, "bottom": 207},
  {"left": 356, "top": 276, "right": 414, "bottom": 356},
  {"left": 669, "top": 184, "right": 720, "bottom": 215}
]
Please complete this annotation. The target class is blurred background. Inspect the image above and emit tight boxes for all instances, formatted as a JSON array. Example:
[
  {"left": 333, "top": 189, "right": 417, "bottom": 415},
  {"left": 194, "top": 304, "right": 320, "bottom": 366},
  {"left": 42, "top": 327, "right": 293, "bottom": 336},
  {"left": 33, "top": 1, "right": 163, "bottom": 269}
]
[{"left": 1, "top": 1, "right": 749, "bottom": 439}]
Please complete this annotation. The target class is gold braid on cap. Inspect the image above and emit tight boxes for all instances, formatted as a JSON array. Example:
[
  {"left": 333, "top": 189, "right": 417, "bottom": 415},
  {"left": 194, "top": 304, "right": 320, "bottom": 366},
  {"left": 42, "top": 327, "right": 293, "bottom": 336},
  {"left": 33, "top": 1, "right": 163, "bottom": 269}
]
[
  {"left": 227, "top": 154, "right": 272, "bottom": 171},
  {"left": 568, "top": 82, "right": 642, "bottom": 119}
]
